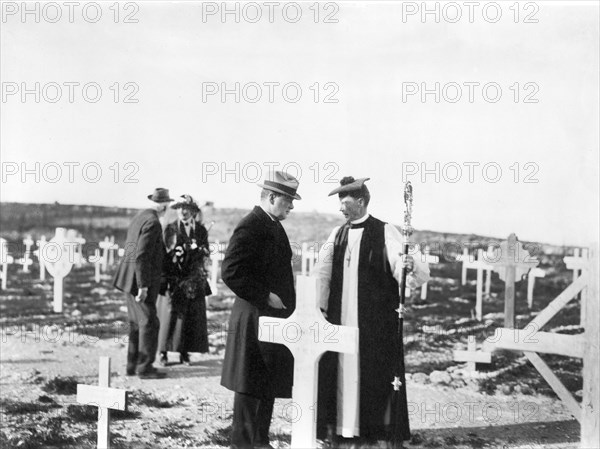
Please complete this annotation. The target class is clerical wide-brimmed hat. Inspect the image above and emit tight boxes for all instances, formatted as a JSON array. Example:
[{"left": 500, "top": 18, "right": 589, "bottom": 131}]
[
  {"left": 147, "top": 188, "right": 174, "bottom": 203},
  {"left": 171, "top": 194, "right": 201, "bottom": 212},
  {"left": 258, "top": 171, "right": 302, "bottom": 200},
  {"left": 328, "top": 177, "right": 370, "bottom": 196}
]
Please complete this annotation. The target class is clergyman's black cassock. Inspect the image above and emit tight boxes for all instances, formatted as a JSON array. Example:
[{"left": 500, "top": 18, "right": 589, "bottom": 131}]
[
  {"left": 220, "top": 206, "right": 296, "bottom": 398},
  {"left": 317, "top": 215, "right": 410, "bottom": 441}
]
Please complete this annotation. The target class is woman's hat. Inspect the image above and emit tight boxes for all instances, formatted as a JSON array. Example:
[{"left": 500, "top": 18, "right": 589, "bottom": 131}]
[
  {"left": 148, "top": 188, "right": 174, "bottom": 203},
  {"left": 171, "top": 194, "right": 201, "bottom": 212},
  {"left": 257, "top": 170, "right": 302, "bottom": 200}
]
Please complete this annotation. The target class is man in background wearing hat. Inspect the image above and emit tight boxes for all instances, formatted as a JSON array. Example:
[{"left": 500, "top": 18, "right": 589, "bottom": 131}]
[
  {"left": 113, "top": 188, "right": 173, "bottom": 379},
  {"left": 311, "top": 176, "right": 430, "bottom": 446},
  {"left": 220, "top": 171, "right": 301, "bottom": 449}
]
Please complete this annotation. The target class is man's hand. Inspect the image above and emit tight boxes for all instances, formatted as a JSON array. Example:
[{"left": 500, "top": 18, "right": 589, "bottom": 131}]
[
  {"left": 136, "top": 287, "right": 148, "bottom": 303},
  {"left": 267, "top": 292, "right": 287, "bottom": 309},
  {"left": 402, "top": 254, "right": 414, "bottom": 273}
]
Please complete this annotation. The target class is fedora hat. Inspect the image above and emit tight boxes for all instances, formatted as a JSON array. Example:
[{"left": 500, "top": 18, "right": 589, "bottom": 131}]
[
  {"left": 147, "top": 188, "right": 174, "bottom": 203},
  {"left": 171, "top": 194, "right": 201, "bottom": 212},
  {"left": 257, "top": 171, "right": 301, "bottom": 200}
]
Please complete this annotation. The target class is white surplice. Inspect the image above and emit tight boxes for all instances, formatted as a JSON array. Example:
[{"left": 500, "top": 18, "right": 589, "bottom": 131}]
[{"left": 311, "top": 214, "right": 430, "bottom": 437}]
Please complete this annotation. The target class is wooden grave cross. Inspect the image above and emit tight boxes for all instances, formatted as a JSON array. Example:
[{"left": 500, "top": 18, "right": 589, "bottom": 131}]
[
  {"left": 35, "top": 236, "right": 47, "bottom": 281},
  {"left": 527, "top": 267, "right": 545, "bottom": 309},
  {"left": 453, "top": 335, "right": 492, "bottom": 374},
  {"left": 0, "top": 238, "right": 14, "bottom": 290},
  {"left": 419, "top": 245, "right": 439, "bottom": 300},
  {"left": 43, "top": 227, "right": 76, "bottom": 313},
  {"left": 22, "top": 235, "right": 34, "bottom": 272},
  {"left": 301, "top": 242, "right": 318, "bottom": 276},
  {"left": 488, "top": 234, "right": 539, "bottom": 328},
  {"left": 483, "top": 245, "right": 598, "bottom": 447},
  {"left": 92, "top": 249, "right": 104, "bottom": 283},
  {"left": 107, "top": 236, "right": 118, "bottom": 266},
  {"left": 77, "top": 357, "right": 128, "bottom": 449},
  {"left": 99, "top": 237, "right": 113, "bottom": 272},
  {"left": 75, "top": 235, "right": 87, "bottom": 268},
  {"left": 564, "top": 251, "right": 589, "bottom": 325},
  {"left": 461, "top": 247, "right": 493, "bottom": 295},
  {"left": 209, "top": 241, "right": 224, "bottom": 295},
  {"left": 258, "top": 275, "right": 359, "bottom": 449}
]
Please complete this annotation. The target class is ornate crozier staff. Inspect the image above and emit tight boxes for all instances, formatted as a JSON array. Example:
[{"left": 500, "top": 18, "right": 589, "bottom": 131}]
[{"left": 391, "top": 181, "right": 413, "bottom": 448}]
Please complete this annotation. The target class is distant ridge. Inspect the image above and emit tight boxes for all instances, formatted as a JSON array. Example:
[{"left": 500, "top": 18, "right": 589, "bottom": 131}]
[{"left": 0, "top": 202, "right": 568, "bottom": 257}]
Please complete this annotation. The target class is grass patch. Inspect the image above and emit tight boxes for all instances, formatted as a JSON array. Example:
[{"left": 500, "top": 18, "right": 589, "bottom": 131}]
[
  {"left": 0, "top": 398, "right": 60, "bottom": 415},
  {"left": 130, "top": 390, "right": 177, "bottom": 408},
  {"left": 42, "top": 375, "right": 78, "bottom": 395}
]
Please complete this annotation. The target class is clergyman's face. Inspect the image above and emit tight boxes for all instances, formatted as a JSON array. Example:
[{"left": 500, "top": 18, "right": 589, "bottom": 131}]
[
  {"left": 339, "top": 195, "right": 365, "bottom": 222},
  {"left": 271, "top": 194, "right": 294, "bottom": 221}
]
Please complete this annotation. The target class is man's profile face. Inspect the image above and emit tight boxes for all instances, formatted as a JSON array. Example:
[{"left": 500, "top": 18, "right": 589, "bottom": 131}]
[
  {"left": 339, "top": 195, "right": 365, "bottom": 222},
  {"left": 157, "top": 202, "right": 171, "bottom": 216},
  {"left": 270, "top": 193, "right": 294, "bottom": 221}
]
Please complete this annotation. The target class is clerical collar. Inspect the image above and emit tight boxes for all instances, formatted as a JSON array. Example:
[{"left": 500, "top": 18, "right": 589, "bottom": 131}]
[{"left": 348, "top": 214, "right": 370, "bottom": 229}]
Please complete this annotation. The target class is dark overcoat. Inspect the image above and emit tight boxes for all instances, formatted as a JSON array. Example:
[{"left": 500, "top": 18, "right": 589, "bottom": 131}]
[
  {"left": 158, "top": 221, "right": 210, "bottom": 353},
  {"left": 220, "top": 206, "right": 295, "bottom": 398},
  {"left": 113, "top": 209, "right": 164, "bottom": 295}
]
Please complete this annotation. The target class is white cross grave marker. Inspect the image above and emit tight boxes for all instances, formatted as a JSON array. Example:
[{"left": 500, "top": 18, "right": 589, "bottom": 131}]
[
  {"left": 22, "top": 235, "right": 34, "bottom": 273},
  {"left": 43, "top": 228, "right": 76, "bottom": 313},
  {"left": 99, "top": 237, "right": 112, "bottom": 272},
  {"left": 75, "top": 235, "right": 87, "bottom": 268},
  {"left": 0, "top": 238, "right": 14, "bottom": 290},
  {"left": 453, "top": 335, "right": 492, "bottom": 374},
  {"left": 527, "top": 267, "right": 546, "bottom": 309},
  {"left": 489, "top": 234, "right": 539, "bottom": 328},
  {"left": 301, "top": 243, "right": 318, "bottom": 276},
  {"left": 461, "top": 247, "right": 493, "bottom": 296},
  {"left": 107, "top": 236, "right": 118, "bottom": 266},
  {"left": 36, "top": 236, "right": 47, "bottom": 281},
  {"left": 92, "top": 249, "right": 103, "bottom": 283},
  {"left": 564, "top": 250, "right": 590, "bottom": 325},
  {"left": 258, "top": 275, "right": 359, "bottom": 449},
  {"left": 77, "top": 357, "right": 128, "bottom": 449},
  {"left": 209, "top": 241, "right": 224, "bottom": 295},
  {"left": 420, "top": 246, "right": 439, "bottom": 300}
]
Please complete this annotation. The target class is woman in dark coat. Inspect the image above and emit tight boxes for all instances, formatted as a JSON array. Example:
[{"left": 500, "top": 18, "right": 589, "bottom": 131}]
[{"left": 158, "top": 194, "right": 210, "bottom": 365}]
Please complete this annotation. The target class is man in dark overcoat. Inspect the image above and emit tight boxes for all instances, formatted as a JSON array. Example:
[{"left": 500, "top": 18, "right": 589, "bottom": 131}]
[
  {"left": 220, "top": 171, "right": 301, "bottom": 449},
  {"left": 113, "top": 187, "right": 173, "bottom": 378},
  {"left": 311, "top": 177, "right": 430, "bottom": 446}
]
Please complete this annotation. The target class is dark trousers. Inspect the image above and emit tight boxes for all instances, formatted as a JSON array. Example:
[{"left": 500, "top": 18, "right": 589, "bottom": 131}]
[
  {"left": 126, "top": 288, "right": 159, "bottom": 374},
  {"left": 231, "top": 392, "right": 275, "bottom": 449}
]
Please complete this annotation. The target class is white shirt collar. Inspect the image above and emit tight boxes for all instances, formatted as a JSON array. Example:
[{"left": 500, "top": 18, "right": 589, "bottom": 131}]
[{"left": 350, "top": 214, "right": 370, "bottom": 226}]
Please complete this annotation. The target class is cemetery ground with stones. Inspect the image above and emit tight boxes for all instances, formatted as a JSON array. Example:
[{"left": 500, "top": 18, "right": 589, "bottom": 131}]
[{"left": 0, "top": 253, "right": 583, "bottom": 448}]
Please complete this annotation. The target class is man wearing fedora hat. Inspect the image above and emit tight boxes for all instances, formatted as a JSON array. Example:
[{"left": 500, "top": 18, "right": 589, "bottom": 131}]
[
  {"left": 113, "top": 187, "right": 173, "bottom": 379},
  {"left": 220, "top": 171, "right": 301, "bottom": 449}
]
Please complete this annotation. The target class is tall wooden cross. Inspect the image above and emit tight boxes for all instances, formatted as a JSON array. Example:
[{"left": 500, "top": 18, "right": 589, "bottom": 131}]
[
  {"left": 99, "top": 237, "right": 112, "bottom": 272},
  {"left": 36, "top": 236, "right": 47, "bottom": 281},
  {"left": 258, "top": 275, "right": 359, "bottom": 449},
  {"left": 489, "top": 234, "right": 539, "bottom": 328},
  {"left": 22, "top": 235, "right": 34, "bottom": 273},
  {"left": 77, "top": 357, "right": 128, "bottom": 449},
  {"left": 564, "top": 250, "right": 589, "bottom": 324},
  {"left": 461, "top": 247, "right": 493, "bottom": 296},
  {"left": 419, "top": 245, "right": 439, "bottom": 300},
  {"left": 0, "top": 238, "right": 13, "bottom": 290},
  {"left": 527, "top": 267, "right": 545, "bottom": 309},
  {"left": 43, "top": 228, "right": 76, "bottom": 313}
]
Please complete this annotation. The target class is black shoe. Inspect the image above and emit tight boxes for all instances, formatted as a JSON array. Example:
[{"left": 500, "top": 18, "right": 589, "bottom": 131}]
[
  {"left": 138, "top": 369, "right": 166, "bottom": 379},
  {"left": 159, "top": 352, "right": 168, "bottom": 367},
  {"left": 180, "top": 353, "right": 190, "bottom": 366}
]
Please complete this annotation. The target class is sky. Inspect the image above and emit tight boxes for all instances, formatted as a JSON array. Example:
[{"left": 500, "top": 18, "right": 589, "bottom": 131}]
[{"left": 1, "top": 1, "right": 598, "bottom": 246}]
